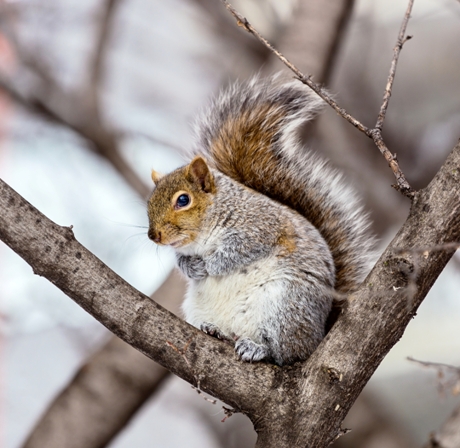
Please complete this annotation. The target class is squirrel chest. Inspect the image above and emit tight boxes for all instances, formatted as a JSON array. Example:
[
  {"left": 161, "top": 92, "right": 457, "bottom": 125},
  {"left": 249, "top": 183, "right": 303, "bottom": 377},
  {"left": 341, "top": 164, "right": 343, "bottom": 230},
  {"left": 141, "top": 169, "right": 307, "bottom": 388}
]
[{"left": 183, "top": 253, "right": 287, "bottom": 341}]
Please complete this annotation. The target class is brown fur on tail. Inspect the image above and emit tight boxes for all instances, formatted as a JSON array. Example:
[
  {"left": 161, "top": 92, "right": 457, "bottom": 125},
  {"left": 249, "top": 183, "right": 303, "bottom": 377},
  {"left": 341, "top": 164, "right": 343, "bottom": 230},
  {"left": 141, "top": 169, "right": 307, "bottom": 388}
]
[{"left": 191, "top": 77, "right": 374, "bottom": 293}]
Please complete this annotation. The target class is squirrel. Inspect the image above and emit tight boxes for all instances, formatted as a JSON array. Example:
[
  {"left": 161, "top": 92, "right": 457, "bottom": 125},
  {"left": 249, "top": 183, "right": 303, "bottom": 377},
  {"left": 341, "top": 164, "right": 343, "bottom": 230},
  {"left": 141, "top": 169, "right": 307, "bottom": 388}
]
[{"left": 147, "top": 77, "right": 374, "bottom": 366}]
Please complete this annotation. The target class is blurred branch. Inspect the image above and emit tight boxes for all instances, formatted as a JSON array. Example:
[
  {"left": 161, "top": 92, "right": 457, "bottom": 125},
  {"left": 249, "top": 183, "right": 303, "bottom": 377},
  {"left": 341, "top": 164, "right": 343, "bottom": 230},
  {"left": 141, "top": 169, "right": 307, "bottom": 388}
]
[
  {"left": 0, "top": 72, "right": 150, "bottom": 197},
  {"left": 0, "top": 6, "right": 151, "bottom": 198},
  {"left": 221, "top": 0, "right": 415, "bottom": 197},
  {"left": 87, "top": 0, "right": 121, "bottom": 115},
  {"left": 188, "top": 0, "right": 270, "bottom": 63},
  {"left": 266, "top": 0, "right": 355, "bottom": 85},
  {"left": 22, "top": 269, "right": 185, "bottom": 448},
  {"left": 408, "top": 357, "right": 460, "bottom": 396},
  {"left": 424, "top": 404, "right": 460, "bottom": 448}
]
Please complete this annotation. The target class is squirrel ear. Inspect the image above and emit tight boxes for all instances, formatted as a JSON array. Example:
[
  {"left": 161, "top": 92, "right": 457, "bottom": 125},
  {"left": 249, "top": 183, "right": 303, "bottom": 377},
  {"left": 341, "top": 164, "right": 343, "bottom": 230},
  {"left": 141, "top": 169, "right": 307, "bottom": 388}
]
[
  {"left": 151, "top": 169, "right": 163, "bottom": 185},
  {"left": 186, "top": 156, "right": 215, "bottom": 193}
]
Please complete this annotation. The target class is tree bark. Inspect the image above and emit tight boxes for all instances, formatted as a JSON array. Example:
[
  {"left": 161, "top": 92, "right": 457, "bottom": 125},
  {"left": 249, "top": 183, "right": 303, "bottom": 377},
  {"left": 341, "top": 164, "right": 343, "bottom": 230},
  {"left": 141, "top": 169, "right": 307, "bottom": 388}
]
[
  {"left": 1, "top": 139, "right": 459, "bottom": 447},
  {"left": 21, "top": 269, "right": 185, "bottom": 448}
]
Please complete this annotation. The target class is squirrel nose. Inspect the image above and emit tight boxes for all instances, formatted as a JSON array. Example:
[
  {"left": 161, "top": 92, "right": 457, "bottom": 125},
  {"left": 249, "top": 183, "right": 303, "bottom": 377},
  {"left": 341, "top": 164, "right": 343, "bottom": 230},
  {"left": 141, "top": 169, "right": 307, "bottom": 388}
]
[{"left": 148, "top": 228, "right": 162, "bottom": 243}]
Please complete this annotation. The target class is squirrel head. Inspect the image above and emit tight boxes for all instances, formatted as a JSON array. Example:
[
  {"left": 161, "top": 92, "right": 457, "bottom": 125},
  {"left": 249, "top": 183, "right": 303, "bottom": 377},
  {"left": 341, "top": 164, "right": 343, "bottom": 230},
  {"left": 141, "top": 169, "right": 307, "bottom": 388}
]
[{"left": 147, "top": 156, "right": 216, "bottom": 248}]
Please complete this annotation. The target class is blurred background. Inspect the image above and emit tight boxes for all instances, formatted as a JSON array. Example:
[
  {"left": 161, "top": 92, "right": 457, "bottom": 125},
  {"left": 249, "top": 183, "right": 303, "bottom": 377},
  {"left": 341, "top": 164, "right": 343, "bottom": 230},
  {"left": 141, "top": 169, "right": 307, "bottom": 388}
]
[{"left": 0, "top": 0, "right": 460, "bottom": 447}]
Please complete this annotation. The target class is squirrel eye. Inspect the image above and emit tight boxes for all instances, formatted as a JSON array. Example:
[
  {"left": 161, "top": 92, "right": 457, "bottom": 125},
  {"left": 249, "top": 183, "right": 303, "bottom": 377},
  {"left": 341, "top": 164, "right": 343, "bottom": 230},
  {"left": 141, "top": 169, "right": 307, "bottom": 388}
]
[{"left": 175, "top": 193, "right": 190, "bottom": 209}]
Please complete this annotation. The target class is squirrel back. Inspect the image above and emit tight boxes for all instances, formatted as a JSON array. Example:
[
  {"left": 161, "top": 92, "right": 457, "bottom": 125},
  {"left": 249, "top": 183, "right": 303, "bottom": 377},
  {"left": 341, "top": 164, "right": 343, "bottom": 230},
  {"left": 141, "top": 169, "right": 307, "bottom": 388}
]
[{"left": 190, "top": 77, "right": 373, "bottom": 294}]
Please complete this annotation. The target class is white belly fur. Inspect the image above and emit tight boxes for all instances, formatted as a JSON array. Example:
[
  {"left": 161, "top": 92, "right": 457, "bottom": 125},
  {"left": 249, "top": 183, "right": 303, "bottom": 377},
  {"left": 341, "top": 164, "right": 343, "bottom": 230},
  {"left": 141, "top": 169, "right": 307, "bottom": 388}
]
[{"left": 182, "top": 256, "right": 286, "bottom": 342}]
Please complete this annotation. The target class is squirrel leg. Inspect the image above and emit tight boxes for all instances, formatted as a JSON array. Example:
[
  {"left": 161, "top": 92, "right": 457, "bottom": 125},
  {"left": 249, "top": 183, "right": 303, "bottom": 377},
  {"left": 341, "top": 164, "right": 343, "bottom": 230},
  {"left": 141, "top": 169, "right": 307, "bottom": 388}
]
[
  {"left": 176, "top": 255, "right": 208, "bottom": 280},
  {"left": 235, "top": 338, "right": 270, "bottom": 363}
]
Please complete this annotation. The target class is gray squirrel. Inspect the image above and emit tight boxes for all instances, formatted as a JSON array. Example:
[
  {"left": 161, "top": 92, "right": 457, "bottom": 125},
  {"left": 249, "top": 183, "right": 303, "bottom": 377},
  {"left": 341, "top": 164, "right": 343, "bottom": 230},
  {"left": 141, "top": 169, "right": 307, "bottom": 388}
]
[{"left": 147, "top": 77, "right": 374, "bottom": 365}]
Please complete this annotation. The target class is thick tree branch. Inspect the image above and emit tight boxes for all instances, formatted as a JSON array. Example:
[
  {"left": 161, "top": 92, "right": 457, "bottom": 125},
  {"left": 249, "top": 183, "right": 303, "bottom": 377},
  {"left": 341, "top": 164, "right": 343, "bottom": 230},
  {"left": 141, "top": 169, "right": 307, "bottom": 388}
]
[
  {"left": 22, "top": 269, "right": 185, "bottom": 448},
  {"left": 263, "top": 140, "right": 460, "bottom": 446},
  {"left": 1, "top": 140, "right": 459, "bottom": 447},
  {"left": 0, "top": 178, "right": 273, "bottom": 416}
]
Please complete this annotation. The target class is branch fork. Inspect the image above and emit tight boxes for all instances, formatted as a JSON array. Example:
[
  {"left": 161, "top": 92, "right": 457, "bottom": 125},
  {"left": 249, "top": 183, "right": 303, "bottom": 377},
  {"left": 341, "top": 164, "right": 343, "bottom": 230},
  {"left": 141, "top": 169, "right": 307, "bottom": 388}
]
[{"left": 222, "top": 0, "right": 416, "bottom": 197}]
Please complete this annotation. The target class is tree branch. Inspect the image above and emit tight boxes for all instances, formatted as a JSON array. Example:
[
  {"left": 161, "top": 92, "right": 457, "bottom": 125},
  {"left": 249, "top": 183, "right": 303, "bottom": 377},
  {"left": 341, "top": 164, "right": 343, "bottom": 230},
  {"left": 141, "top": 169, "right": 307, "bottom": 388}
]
[
  {"left": 221, "top": 0, "right": 414, "bottom": 197},
  {"left": 22, "top": 269, "right": 185, "bottom": 448},
  {"left": 408, "top": 357, "right": 460, "bottom": 396},
  {"left": 274, "top": 140, "right": 460, "bottom": 446},
  {"left": 1, "top": 140, "right": 459, "bottom": 447},
  {"left": 424, "top": 404, "right": 460, "bottom": 448},
  {"left": 87, "top": 0, "right": 121, "bottom": 115},
  {"left": 0, "top": 177, "right": 272, "bottom": 416},
  {"left": 375, "top": 0, "right": 414, "bottom": 131}
]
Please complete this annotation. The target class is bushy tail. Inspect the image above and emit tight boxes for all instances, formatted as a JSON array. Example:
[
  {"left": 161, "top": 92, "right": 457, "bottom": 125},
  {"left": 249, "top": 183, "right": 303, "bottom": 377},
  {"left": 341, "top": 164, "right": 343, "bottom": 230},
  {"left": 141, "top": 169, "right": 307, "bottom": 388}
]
[{"left": 190, "top": 77, "right": 374, "bottom": 293}]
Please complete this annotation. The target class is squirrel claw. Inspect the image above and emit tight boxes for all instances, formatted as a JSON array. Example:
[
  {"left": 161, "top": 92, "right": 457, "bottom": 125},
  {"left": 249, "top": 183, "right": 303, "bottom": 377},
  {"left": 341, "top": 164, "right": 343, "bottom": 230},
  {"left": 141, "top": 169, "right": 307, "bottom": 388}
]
[{"left": 200, "top": 322, "right": 233, "bottom": 343}]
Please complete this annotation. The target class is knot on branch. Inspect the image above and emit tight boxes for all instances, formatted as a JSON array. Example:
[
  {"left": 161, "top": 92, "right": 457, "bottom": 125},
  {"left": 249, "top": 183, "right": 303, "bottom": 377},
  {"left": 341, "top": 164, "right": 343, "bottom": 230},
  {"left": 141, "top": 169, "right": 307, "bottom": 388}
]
[{"left": 323, "top": 366, "right": 343, "bottom": 384}]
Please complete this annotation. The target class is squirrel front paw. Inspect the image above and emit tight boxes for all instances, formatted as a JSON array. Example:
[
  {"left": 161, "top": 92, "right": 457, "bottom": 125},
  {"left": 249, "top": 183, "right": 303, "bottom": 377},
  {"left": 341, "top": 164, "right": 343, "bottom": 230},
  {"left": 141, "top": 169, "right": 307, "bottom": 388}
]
[
  {"left": 176, "top": 255, "right": 208, "bottom": 280},
  {"left": 200, "top": 322, "right": 233, "bottom": 343},
  {"left": 235, "top": 338, "right": 269, "bottom": 362}
]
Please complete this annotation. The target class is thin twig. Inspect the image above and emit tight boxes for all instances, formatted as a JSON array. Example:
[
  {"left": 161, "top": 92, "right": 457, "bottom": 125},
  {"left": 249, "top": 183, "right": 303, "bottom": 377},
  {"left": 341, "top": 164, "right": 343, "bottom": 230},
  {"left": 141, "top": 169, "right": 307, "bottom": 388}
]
[
  {"left": 221, "top": 0, "right": 415, "bottom": 198},
  {"left": 375, "top": 0, "right": 414, "bottom": 130},
  {"left": 221, "top": 0, "right": 369, "bottom": 135},
  {"left": 369, "top": 134, "right": 413, "bottom": 194},
  {"left": 408, "top": 357, "right": 460, "bottom": 371},
  {"left": 408, "top": 357, "right": 460, "bottom": 396}
]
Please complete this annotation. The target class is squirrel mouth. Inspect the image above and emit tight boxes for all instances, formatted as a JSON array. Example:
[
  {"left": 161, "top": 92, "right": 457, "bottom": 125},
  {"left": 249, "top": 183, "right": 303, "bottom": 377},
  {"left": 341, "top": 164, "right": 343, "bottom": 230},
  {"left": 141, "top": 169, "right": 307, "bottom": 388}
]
[{"left": 169, "top": 239, "right": 185, "bottom": 248}]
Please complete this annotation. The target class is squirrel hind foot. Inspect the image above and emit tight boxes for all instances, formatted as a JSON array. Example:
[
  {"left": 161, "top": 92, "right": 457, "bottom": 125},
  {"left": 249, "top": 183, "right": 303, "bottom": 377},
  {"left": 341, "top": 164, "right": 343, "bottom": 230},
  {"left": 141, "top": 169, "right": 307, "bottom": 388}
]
[{"left": 235, "top": 338, "right": 270, "bottom": 363}]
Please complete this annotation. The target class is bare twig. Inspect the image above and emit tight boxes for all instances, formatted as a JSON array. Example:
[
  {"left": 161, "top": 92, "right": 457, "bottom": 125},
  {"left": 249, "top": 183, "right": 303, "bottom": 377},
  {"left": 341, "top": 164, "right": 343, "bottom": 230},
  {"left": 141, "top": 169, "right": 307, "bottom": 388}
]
[
  {"left": 369, "top": 136, "right": 413, "bottom": 195},
  {"left": 408, "top": 357, "right": 460, "bottom": 396},
  {"left": 220, "top": 0, "right": 369, "bottom": 135},
  {"left": 221, "top": 0, "right": 415, "bottom": 197},
  {"left": 408, "top": 357, "right": 460, "bottom": 372},
  {"left": 375, "top": 0, "right": 414, "bottom": 130}
]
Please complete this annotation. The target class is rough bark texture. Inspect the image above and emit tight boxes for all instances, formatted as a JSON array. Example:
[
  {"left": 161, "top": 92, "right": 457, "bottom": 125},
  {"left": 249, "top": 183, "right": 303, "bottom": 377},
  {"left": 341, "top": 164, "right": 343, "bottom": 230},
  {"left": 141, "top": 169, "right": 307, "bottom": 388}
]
[
  {"left": 1, "top": 140, "right": 459, "bottom": 447},
  {"left": 22, "top": 269, "right": 185, "bottom": 448}
]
